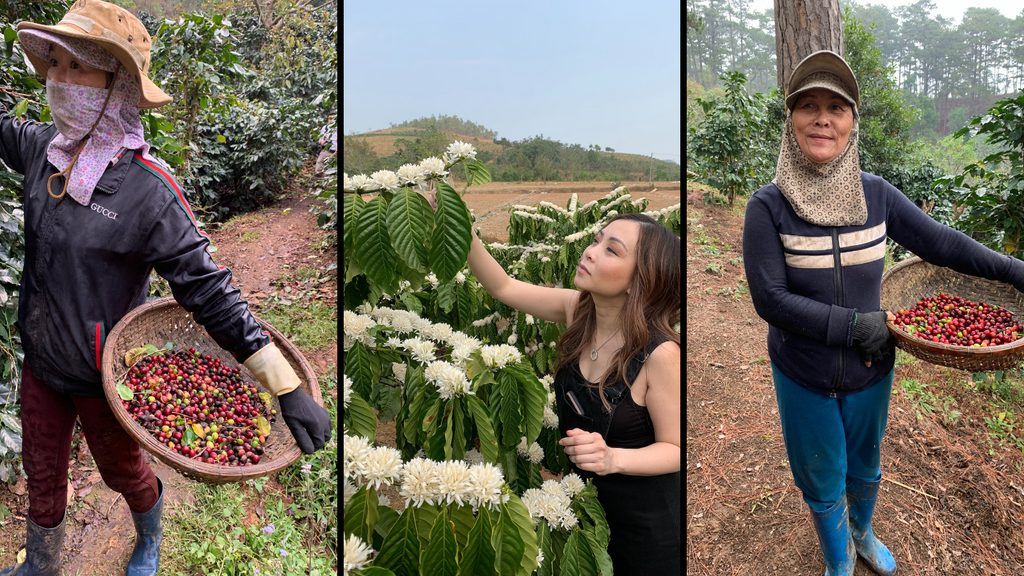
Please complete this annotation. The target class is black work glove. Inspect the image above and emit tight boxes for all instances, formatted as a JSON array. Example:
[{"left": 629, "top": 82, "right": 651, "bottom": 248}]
[
  {"left": 852, "top": 310, "right": 896, "bottom": 367},
  {"left": 278, "top": 387, "right": 333, "bottom": 454}
]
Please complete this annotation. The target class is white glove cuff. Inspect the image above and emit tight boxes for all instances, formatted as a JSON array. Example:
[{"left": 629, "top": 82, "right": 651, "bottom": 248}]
[{"left": 243, "top": 343, "right": 301, "bottom": 397}]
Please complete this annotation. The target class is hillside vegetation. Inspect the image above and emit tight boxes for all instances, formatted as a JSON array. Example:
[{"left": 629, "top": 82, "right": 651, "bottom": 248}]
[{"left": 344, "top": 123, "right": 681, "bottom": 183}]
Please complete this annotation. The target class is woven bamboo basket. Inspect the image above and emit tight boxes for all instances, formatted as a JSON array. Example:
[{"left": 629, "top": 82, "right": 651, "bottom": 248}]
[
  {"left": 101, "top": 298, "right": 323, "bottom": 484},
  {"left": 880, "top": 256, "right": 1024, "bottom": 371}
]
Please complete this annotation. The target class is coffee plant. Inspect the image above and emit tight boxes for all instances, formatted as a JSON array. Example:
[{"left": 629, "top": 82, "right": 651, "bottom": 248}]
[{"left": 342, "top": 142, "right": 681, "bottom": 574}]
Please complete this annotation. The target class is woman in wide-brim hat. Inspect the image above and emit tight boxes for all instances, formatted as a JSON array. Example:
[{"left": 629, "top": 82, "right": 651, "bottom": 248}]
[
  {"left": 741, "top": 50, "right": 1024, "bottom": 576},
  {"left": 0, "top": 2, "right": 332, "bottom": 575}
]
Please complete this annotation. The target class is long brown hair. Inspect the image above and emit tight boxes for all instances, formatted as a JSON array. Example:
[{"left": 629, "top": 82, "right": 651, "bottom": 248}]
[{"left": 556, "top": 213, "right": 681, "bottom": 410}]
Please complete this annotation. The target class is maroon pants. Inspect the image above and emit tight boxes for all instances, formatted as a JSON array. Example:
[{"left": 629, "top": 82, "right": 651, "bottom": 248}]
[{"left": 20, "top": 361, "right": 159, "bottom": 528}]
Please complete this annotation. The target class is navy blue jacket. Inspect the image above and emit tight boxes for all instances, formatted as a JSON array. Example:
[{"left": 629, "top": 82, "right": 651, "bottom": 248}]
[
  {"left": 0, "top": 103, "right": 270, "bottom": 397},
  {"left": 742, "top": 171, "right": 1024, "bottom": 398}
]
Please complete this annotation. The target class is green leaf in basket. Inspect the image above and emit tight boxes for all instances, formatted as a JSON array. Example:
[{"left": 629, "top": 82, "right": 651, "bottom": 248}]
[
  {"left": 257, "top": 416, "right": 271, "bottom": 437},
  {"left": 143, "top": 344, "right": 159, "bottom": 355},
  {"left": 163, "top": 341, "right": 175, "bottom": 350},
  {"left": 183, "top": 426, "right": 198, "bottom": 446},
  {"left": 116, "top": 381, "right": 134, "bottom": 401}
]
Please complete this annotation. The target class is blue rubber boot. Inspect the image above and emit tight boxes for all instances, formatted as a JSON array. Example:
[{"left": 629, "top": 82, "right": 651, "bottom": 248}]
[
  {"left": 126, "top": 477, "right": 163, "bottom": 576},
  {"left": 847, "top": 475, "right": 897, "bottom": 576},
  {"left": 0, "top": 511, "right": 65, "bottom": 576},
  {"left": 809, "top": 497, "right": 856, "bottom": 576}
]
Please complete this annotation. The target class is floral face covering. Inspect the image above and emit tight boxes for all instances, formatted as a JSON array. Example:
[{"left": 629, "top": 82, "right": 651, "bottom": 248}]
[{"left": 42, "top": 35, "right": 157, "bottom": 207}]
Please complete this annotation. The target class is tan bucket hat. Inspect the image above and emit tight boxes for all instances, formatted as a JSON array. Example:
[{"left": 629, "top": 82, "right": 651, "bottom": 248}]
[
  {"left": 16, "top": 0, "right": 171, "bottom": 109},
  {"left": 784, "top": 50, "right": 860, "bottom": 112}
]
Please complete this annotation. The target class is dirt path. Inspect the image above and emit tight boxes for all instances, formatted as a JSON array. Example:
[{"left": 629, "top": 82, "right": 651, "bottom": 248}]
[
  {"left": 685, "top": 183, "right": 1024, "bottom": 575},
  {"left": 0, "top": 165, "right": 338, "bottom": 575}
]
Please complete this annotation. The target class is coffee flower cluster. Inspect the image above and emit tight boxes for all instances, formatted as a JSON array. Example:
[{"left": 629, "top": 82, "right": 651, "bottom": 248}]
[
  {"left": 344, "top": 435, "right": 404, "bottom": 491},
  {"left": 399, "top": 456, "right": 509, "bottom": 513},
  {"left": 517, "top": 436, "right": 545, "bottom": 464},
  {"left": 423, "top": 360, "right": 473, "bottom": 400},
  {"left": 343, "top": 375, "right": 353, "bottom": 408},
  {"left": 343, "top": 149, "right": 466, "bottom": 194},
  {"left": 520, "top": 477, "right": 583, "bottom": 531},
  {"left": 343, "top": 533, "right": 375, "bottom": 576}
]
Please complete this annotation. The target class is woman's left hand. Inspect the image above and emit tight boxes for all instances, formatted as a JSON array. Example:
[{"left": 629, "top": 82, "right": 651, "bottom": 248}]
[{"left": 559, "top": 428, "right": 617, "bottom": 476}]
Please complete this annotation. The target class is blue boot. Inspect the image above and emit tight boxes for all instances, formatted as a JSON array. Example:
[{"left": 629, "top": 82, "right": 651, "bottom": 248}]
[
  {"left": 0, "top": 511, "right": 65, "bottom": 576},
  {"left": 847, "top": 475, "right": 897, "bottom": 576},
  {"left": 126, "top": 477, "right": 163, "bottom": 576},
  {"left": 809, "top": 497, "right": 856, "bottom": 576}
]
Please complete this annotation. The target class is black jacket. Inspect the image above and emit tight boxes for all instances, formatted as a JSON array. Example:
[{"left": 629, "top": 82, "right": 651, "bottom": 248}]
[
  {"left": 0, "top": 103, "right": 270, "bottom": 397},
  {"left": 742, "top": 171, "right": 1024, "bottom": 398}
]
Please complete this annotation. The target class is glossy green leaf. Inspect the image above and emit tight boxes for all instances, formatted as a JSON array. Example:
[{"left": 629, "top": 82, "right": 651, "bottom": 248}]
[
  {"left": 460, "top": 505, "right": 497, "bottom": 576},
  {"left": 354, "top": 567, "right": 395, "bottom": 576},
  {"left": 346, "top": 391, "right": 376, "bottom": 443},
  {"left": 420, "top": 508, "right": 458, "bottom": 576},
  {"left": 344, "top": 193, "right": 366, "bottom": 256},
  {"left": 450, "top": 504, "right": 476, "bottom": 550},
  {"left": 428, "top": 182, "right": 472, "bottom": 284},
  {"left": 536, "top": 519, "right": 555, "bottom": 576},
  {"left": 559, "top": 530, "right": 599, "bottom": 576},
  {"left": 386, "top": 189, "right": 434, "bottom": 272},
  {"left": 581, "top": 527, "right": 614, "bottom": 576},
  {"left": 505, "top": 364, "right": 544, "bottom": 445},
  {"left": 578, "top": 498, "right": 610, "bottom": 549},
  {"left": 344, "top": 342, "right": 373, "bottom": 400},
  {"left": 491, "top": 505, "right": 525, "bottom": 576},
  {"left": 342, "top": 485, "right": 378, "bottom": 544},
  {"left": 437, "top": 278, "right": 457, "bottom": 313},
  {"left": 504, "top": 496, "right": 539, "bottom": 576},
  {"left": 466, "top": 395, "right": 499, "bottom": 463},
  {"left": 416, "top": 504, "right": 440, "bottom": 546},
  {"left": 355, "top": 196, "right": 398, "bottom": 292},
  {"left": 496, "top": 372, "right": 523, "bottom": 449},
  {"left": 375, "top": 507, "right": 421, "bottom": 576}
]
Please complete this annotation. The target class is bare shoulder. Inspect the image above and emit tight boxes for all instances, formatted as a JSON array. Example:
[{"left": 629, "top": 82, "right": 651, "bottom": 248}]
[{"left": 646, "top": 341, "right": 681, "bottom": 381}]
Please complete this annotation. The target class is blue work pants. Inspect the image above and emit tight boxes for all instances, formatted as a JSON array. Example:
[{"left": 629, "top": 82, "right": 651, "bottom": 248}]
[{"left": 771, "top": 362, "right": 893, "bottom": 512}]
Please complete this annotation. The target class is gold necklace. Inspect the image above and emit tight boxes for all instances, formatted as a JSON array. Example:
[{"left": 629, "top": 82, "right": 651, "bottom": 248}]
[{"left": 590, "top": 328, "right": 621, "bottom": 361}]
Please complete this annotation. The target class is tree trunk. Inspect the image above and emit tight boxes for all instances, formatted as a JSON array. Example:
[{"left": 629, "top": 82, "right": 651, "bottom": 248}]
[{"left": 774, "top": 0, "right": 845, "bottom": 90}]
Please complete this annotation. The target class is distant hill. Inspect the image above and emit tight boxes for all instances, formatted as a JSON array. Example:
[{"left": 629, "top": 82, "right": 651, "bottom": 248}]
[{"left": 343, "top": 124, "right": 681, "bottom": 183}]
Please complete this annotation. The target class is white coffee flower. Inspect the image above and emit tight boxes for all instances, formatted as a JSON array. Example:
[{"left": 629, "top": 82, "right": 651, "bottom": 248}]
[
  {"left": 377, "top": 493, "right": 391, "bottom": 507},
  {"left": 343, "top": 375, "right": 353, "bottom": 408},
  {"left": 343, "top": 435, "right": 373, "bottom": 480},
  {"left": 527, "top": 442, "right": 544, "bottom": 464},
  {"left": 385, "top": 337, "right": 402, "bottom": 349},
  {"left": 391, "top": 314, "right": 414, "bottom": 334},
  {"left": 508, "top": 333, "right": 517, "bottom": 346},
  {"left": 541, "top": 374, "right": 554, "bottom": 388},
  {"left": 419, "top": 156, "right": 448, "bottom": 177},
  {"left": 343, "top": 534, "right": 374, "bottom": 576},
  {"left": 454, "top": 271, "right": 466, "bottom": 284},
  {"left": 445, "top": 140, "right": 477, "bottom": 162},
  {"left": 525, "top": 314, "right": 534, "bottom": 325},
  {"left": 412, "top": 316, "right": 433, "bottom": 335},
  {"left": 541, "top": 479, "right": 565, "bottom": 497},
  {"left": 343, "top": 478, "right": 358, "bottom": 506},
  {"left": 430, "top": 323, "right": 453, "bottom": 343},
  {"left": 560, "top": 473, "right": 585, "bottom": 498},
  {"left": 361, "top": 446, "right": 404, "bottom": 490},
  {"left": 540, "top": 257, "right": 550, "bottom": 263},
  {"left": 554, "top": 506, "right": 579, "bottom": 531},
  {"left": 449, "top": 341, "right": 476, "bottom": 368},
  {"left": 399, "top": 457, "right": 440, "bottom": 509},
  {"left": 480, "top": 344, "right": 523, "bottom": 369},
  {"left": 466, "top": 463, "right": 505, "bottom": 512},
  {"left": 343, "top": 311, "right": 377, "bottom": 348},
  {"left": 436, "top": 460, "right": 473, "bottom": 506},
  {"left": 426, "top": 273, "right": 439, "bottom": 289},
  {"left": 464, "top": 448, "right": 485, "bottom": 466},
  {"left": 542, "top": 405, "right": 559, "bottom": 429},
  {"left": 370, "top": 170, "right": 401, "bottom": 192},
  {"left": 569, "top": 193, "right": 578, "bottom": 212},
  {"left": 392, "top": 362, "right": 407, "bottom": 383},
  {"left": 396, "top": 163, "right": 428, "bottom": 187},
  {"left": 351, "top": 174, "right": 375, "bottom": 192},
  {"left": 402, "top": 338, "right": 437, "bottom": 364},
  {"left": 343, "top": 173, "right": 354, "bottom": 193},
  {"left": 517, "top": 436, "right": 530, "bottom": 458},
  {"left": 549, "top": 341, "right": 557, "bottom": 349}
]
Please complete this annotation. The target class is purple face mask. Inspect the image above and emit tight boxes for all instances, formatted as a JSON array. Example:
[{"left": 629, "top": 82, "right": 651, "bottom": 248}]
[{"left": 36, "top": 35, "right": 158, "bottom": 206}]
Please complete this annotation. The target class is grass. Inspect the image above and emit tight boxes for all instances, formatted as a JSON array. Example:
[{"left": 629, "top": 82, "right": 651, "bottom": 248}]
[
  {"left": 161, "top": 370, "right": 338, "bottom": 576},
  {"left": 240, "top": 231, "right": 261, "bottom": 242},
  {"left": 257, "top": 298, "right": 335, "bottom": 352}
]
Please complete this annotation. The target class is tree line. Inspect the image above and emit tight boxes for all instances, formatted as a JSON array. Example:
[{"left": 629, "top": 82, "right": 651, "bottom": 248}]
[{"left": 688, "top": 0, "right": 1024, "bottom": 136}]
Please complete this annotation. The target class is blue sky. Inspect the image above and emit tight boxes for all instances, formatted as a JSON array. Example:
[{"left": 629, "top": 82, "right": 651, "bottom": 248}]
[{"left": 343, "top": 0, "right": 681, "bottom": 162}]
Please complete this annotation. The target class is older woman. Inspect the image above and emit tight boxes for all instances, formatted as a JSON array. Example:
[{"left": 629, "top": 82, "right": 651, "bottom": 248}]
[{"left": 742, "top": 50, "right": 1024, "bottom": 576}]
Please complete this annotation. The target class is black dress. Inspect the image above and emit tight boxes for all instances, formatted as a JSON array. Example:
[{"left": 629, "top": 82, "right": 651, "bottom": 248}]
[{"left": 554, "top": 334, "right": 681, "bottom": 576}]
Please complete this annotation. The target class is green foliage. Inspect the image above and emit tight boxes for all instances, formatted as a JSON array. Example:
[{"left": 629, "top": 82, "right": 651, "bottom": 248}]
[
  {"left": 947, "top": 106, "right": 972, "bottom": 133},
  {"left": 935, "top": 94, "right": 1024, "bottom": 259},
  {"left": 391, "top": 114, "right": 498, "bottom": 141},
  {"left": 687, "top": 71, "right": 774, "bottom": 205},
  {"left": 843, "top": 7, "right": 920, "bottom": 178},
  {"left": 906, "top": 92, "right": 939, "bottom": 140}
]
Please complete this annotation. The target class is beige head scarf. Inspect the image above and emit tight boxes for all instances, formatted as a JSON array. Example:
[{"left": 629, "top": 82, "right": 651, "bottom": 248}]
[{"left": 772, "top": 71, "right": 867, "bottom": 227}]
